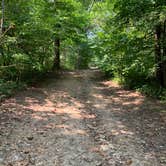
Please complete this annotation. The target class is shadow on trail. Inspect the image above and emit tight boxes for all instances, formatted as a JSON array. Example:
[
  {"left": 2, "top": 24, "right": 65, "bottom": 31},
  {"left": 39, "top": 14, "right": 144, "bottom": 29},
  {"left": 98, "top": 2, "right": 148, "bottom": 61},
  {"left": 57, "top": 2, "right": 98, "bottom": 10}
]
[
  {"left": 0, "top": 70, "right": 166, "bottom": 165},
  {"left": 93, "top": 81, "right": 166, "bottom": 162}
]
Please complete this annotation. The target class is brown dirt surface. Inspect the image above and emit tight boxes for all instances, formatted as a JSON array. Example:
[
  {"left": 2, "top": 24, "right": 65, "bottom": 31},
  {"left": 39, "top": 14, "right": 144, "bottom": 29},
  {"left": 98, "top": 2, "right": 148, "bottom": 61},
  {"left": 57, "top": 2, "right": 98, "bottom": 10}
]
[{"left": 0, "top": 70, "right": 166, "bottom": 166}]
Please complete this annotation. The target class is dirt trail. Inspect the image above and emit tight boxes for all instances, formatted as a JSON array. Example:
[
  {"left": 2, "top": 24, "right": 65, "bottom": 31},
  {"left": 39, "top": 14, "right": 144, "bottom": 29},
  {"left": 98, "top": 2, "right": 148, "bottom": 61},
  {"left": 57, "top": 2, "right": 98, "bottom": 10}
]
[{"left": 0, "top": 70, "right": 166, "bottom": 166}]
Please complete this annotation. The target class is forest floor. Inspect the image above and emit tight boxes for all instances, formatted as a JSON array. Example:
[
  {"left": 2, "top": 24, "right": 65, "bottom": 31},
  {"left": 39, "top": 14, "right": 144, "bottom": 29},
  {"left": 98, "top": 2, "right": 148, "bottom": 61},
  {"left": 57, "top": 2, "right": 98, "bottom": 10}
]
[{"left": 0, "top": 70, "right": 166, "bottom": 166}]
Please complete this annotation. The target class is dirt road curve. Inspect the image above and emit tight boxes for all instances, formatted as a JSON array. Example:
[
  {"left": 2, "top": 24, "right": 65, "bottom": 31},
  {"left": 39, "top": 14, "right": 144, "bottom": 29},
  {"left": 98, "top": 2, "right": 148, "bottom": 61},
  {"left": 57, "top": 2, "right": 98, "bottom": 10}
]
[{"left": 0, "top": 70, "right": 166, "bottom": 166}]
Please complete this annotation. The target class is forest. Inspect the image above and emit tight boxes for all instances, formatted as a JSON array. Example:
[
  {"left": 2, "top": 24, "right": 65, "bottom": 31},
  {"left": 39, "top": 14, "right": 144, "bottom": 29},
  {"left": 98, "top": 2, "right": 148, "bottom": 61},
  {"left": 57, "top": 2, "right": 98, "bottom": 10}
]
[
  {"left": 0, "top": 0, "right": 166, "bottom": 99},
  {"left": 0, "top": 1, "right": 166, "bottom": 165}
]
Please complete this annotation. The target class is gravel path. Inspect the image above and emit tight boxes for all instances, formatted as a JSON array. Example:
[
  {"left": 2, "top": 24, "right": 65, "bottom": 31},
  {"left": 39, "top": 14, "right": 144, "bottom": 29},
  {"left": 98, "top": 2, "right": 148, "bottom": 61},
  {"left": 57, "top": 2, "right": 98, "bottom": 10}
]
[{"left": 0, "top": 70, "right": 166, "bottom": 166}]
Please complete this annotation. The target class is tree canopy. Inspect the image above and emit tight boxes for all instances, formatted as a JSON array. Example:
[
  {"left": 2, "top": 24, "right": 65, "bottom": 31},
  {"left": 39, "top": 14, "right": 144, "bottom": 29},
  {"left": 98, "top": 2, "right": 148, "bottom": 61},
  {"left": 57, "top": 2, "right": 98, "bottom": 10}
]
[{"left": 0, "top": 0, "right": 166, "bottom": 99}]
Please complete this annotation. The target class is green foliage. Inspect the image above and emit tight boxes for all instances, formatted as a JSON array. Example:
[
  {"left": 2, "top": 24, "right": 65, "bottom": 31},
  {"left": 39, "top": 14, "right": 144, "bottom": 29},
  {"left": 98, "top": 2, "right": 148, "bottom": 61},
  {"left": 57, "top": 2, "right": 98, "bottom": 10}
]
[
  {"left": 0, "top": 0, "right": 92, "bottom": 98},
  {"left": 0, "top": 0, "right": 90, "bottom": 72},
  {"left": 0, "top": 79, "right": 26, "bottom": 101},
  {"left": 1, "top": 0, "right": 166, "bottom": 99},
  {"left": 137, "top": 84, "right": 161, "bottom": 98},
  {"left": 88, "top": 0, "right": 166, "bottom": 98}
]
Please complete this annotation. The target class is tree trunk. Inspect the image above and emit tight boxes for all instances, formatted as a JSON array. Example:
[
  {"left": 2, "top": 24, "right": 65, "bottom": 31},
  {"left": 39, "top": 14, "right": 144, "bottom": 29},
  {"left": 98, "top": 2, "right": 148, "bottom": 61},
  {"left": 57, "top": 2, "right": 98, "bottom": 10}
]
[
  {"left": 162, "top": 20, "right": 166, "bottom": 87},
  {"left": 0, "top": 0, "right": 4, "bottom": 35},
  {"left": 53, "top": 38, "right": 60, "bottom": 70},
  {"left": 155, "top": 23, "right": 164, "bottom": 86}
]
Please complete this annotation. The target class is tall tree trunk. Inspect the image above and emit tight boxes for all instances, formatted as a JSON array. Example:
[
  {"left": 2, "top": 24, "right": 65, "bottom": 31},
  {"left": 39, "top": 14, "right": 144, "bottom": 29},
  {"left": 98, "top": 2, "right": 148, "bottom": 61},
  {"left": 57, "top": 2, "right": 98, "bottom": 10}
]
[
  {"left": 162, "top": 20, "right": 166, "bottom": 87},
  {"left": 1, "top": 0, "right": 4, "bottom": 35},
  {"left": 0, "top": 0, "right": 5, "bottom": 65},
  {"left": 53, "top": 38, "right": 60, "bottom": 70},
  {"left": 155, "top": 23, "right": 164, "bottom": 86}
]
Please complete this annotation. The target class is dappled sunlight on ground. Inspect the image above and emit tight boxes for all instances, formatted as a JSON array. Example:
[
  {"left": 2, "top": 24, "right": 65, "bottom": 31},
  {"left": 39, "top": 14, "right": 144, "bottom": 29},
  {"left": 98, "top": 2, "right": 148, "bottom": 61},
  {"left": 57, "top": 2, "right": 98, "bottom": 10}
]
[
  {"left": 24, "top": 98, "right": 55, "bottom": 112},
  {"left": 110, "top": 129, "right": 134, "bottom": 136},
  {"left": 102, "top": 80, "right": 120, "bottom": 88},
  {"left": 0, "top": 70, "right": 166, "bottom": 165},
  {"left": 63, "top": 129, "right": 88, "bottom": 136}
]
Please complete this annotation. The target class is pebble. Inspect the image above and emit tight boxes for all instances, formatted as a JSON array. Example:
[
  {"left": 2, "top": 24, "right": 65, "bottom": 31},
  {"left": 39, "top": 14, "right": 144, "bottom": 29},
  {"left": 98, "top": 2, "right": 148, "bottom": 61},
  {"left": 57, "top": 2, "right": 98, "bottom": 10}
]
[
  {"left": 27, "top": 136, "right": 34, "bottom": 141},
  {"left": 6, "top": 151, "right": 24, "bottom": 162},
  {"left": 0, "top": 152, "right": 4, "bottom": 163}
]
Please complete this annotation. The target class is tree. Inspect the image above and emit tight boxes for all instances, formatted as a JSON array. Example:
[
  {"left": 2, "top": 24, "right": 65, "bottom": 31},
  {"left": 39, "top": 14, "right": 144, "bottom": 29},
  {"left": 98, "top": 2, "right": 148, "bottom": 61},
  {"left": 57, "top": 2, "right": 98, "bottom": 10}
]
[
  {"left": 113, "top": 0, "right": 166, "bottom": 87},
  {"left": 89, "top": 0, "right": 166, "bottom": 89},
  {"left": 0, "top": 0, "right": 4, "bottom": 35},
  {"left": 0, "top": 0, "right": 90, "bottom": 80}
]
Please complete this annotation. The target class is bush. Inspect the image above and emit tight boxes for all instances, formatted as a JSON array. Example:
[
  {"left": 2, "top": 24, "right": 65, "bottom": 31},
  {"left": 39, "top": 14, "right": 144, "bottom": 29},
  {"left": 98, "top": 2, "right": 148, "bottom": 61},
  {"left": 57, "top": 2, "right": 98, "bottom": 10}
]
[{"left": 0, "top": 79, "right": 26, "bottom": 101}]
